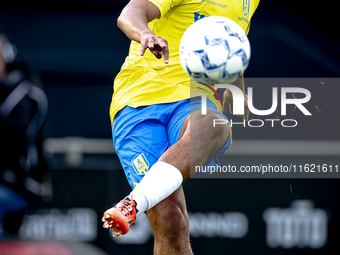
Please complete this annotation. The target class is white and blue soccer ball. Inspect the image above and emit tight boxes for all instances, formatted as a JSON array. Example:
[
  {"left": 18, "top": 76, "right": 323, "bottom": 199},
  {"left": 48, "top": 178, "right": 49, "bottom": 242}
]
[{"left": 180, "top": 16, "right": 251, "bottom": 85}]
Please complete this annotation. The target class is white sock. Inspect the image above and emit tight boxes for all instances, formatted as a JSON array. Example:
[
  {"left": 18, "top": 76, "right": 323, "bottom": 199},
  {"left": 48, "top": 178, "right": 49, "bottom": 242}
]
[{"left": 129, "top": 161, "right": 183, "bottom": 219}]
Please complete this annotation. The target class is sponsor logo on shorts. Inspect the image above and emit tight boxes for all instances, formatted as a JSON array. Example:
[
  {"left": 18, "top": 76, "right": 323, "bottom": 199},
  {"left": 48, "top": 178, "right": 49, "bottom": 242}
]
[{"left": 132, "top": 154, "right": 149, "bottom": 175}]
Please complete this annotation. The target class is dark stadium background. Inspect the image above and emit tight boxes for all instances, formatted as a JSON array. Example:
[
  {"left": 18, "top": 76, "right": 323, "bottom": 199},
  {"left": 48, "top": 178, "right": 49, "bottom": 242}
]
[{"left": 0, "top": 0, "right": 340, "bottom": 254}]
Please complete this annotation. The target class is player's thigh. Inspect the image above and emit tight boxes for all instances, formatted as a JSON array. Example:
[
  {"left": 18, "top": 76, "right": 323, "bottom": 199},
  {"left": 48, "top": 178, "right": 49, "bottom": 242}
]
[
  {"left": 167, "top": 98, "right": 232, "bottom": 168},
  {"left": 168, "top": 97, "right": 229, "bottom": 146}
]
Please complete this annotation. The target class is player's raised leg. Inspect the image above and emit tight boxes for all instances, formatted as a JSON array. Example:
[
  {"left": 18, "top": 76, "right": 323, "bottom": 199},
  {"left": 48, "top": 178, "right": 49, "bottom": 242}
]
[
  {"left": 137, "top": 110, "right": 228, "bottom": 255},
  {"left": 159, "top": 110, "right": 229, "bottom": 180},
  {"left": 103, "top": 108, "right": 229, "bottom": 239}
]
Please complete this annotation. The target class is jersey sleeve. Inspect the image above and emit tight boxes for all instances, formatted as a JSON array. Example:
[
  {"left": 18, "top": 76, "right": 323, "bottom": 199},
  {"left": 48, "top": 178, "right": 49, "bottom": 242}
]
[{"left": 147, "top": 0, "right": 185, "bottom": 18}]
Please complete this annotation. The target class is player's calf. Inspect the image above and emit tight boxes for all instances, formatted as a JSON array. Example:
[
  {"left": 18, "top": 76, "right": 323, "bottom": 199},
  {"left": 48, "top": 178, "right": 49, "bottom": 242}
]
[{"left": 147, "top": 187, "right": 193, "bottom": 255}]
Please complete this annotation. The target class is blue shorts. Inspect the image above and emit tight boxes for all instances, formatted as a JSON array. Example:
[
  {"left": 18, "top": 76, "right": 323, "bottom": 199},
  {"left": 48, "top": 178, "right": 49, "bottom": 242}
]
[{"left": 112, "top": 97, "right": 232, "bottom": 189}]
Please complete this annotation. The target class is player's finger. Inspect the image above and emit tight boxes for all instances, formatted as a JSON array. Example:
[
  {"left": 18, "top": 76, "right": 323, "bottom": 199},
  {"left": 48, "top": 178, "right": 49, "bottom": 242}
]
[
  {"left": 152, "top": 37, "right": 168, "bottom": 63},
  {"left": 229, "top": 103, "right": 233, "bottom": 114},
  {"left": 222, "top": 100, "right": 228, "bottom": 112},
  {"left": 148, "top": 38, "right": 155, "bottom": 50},
  {"left": 243, "top": 108, "right": 249, "bottom": 121},
  {"left": 163, "top": 44, "right": 169, "bottom": 64},
  {"left": 158, "top": 38, "right": 169, "bottom": 64},
  {"left": 243, "top": 94, "right": 249, "bottom": 120},
  {"left": 222, "top": 96, "right": 230, "bottom": 112},
  {"left": 140, "top": 42, "right": 148, "bottom": 56},
  {"left": 223, "top": 99, "right": 230, "bottom": 112}
]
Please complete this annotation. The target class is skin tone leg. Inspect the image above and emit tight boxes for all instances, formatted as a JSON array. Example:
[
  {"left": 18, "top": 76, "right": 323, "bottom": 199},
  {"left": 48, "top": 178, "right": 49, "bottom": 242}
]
[
  {"left": 146, "top": 187, "right": 192, "bottom": 255},
  {"left": 160, "top": 110, "right": 230, "bottom": 181},
  {"left": 146, "top": 110, "right": 229, "bottom": 255}
]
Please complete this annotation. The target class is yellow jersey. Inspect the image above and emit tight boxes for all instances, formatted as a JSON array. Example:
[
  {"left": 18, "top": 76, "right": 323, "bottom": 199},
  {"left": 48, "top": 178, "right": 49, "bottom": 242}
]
[{"left": 110, "top": 0, "right": 260, "bottom": 124}]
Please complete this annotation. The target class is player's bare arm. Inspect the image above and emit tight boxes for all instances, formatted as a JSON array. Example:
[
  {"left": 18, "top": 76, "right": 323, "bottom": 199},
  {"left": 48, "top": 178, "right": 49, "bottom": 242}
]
[
  {"left": 222, "top": 74, "right": 249, "bottom": 120},
  {"left": 117, "top": 0, "right": 169, "bottom": 63}
]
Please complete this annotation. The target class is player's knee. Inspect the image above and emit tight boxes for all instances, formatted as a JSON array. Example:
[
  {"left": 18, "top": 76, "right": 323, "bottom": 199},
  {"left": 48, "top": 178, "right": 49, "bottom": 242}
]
[{"left": 202, "top": 111, "right": 229, "bottom": 142}]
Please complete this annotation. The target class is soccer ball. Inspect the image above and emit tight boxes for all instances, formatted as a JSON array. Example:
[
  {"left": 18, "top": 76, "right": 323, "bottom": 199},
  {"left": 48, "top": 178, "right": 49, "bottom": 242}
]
[{"left": 180, "top": 16, "right": 251, "bottom": 85}]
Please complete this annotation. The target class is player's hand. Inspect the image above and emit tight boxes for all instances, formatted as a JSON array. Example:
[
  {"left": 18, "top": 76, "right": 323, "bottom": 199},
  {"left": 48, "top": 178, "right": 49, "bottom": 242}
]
[
  {"left": 222, "top": 88, "right": 249, "bottom": 121},
  {"left": 140, "top": 31, "right": 169, "bottom": 64}
]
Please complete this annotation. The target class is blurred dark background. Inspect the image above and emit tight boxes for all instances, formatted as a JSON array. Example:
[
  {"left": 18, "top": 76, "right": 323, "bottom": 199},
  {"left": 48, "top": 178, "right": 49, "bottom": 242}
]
[{"left": 0, "top": 0, "right": 340, "bottom": 254}]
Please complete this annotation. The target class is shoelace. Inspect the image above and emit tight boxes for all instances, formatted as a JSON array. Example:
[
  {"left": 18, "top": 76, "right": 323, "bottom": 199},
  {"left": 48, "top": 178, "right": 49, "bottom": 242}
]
[{"left": 115, "top": 197, "right": 137, "bottom": 224}]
